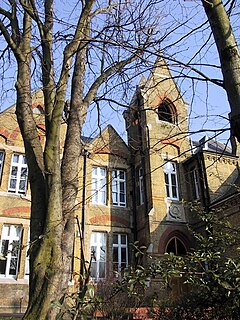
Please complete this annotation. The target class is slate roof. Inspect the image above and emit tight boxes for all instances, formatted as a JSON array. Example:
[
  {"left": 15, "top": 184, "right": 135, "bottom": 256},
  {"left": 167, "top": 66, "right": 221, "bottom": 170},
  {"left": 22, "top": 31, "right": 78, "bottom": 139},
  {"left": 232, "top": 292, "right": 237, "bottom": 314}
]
[{"left": 191, "top": 135, "right": 233, "bottom": 156}]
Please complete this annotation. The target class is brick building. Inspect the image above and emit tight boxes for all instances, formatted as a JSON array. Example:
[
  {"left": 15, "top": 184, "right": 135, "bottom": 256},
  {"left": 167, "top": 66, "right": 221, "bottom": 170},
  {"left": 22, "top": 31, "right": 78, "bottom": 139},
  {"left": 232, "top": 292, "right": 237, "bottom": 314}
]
[{"left": 0, "top": 57, "right": 239, "bottom": 312}]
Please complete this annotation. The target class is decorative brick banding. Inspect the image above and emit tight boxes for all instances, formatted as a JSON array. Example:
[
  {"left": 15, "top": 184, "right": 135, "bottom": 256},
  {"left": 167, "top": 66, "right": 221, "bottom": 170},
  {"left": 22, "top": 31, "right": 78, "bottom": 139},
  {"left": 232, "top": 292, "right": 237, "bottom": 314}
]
[{"left": 3, "top": 206, "right": 30, "bottom": 216}]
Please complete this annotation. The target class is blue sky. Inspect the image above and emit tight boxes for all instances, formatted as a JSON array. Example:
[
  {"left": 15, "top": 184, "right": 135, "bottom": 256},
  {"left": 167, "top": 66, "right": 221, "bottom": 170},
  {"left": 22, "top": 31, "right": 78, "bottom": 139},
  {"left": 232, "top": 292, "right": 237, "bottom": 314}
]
[{"left": 0, "top": 0, "right": 238, "bottom": 146}]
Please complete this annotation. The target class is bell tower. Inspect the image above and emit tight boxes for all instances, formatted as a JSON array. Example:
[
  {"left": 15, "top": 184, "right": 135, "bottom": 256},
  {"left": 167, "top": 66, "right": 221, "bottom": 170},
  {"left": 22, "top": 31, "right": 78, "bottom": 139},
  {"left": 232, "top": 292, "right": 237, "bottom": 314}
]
[{"left": 124, "top": 56, "right": 192, "bottom": 256}]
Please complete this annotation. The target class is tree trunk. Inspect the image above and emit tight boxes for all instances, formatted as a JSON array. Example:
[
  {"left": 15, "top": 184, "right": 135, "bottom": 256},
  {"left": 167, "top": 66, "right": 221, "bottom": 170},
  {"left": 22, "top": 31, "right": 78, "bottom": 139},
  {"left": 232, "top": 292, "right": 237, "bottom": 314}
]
[{"left": 201, "top": 0, "right": 240, "bottom": 143}]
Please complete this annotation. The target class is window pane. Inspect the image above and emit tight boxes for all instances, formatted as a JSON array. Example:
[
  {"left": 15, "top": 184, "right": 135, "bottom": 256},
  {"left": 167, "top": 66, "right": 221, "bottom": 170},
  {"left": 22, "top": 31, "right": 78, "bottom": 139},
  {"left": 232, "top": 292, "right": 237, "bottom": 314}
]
[
  {"left": 171, "top": 174, "right": 176, "bottom": 186},
  {"left": 0, "top": 240, "right": 8, "bottom": 257},
  {"left": 120, "top": 181, "right": 125, "bottom": 193},
  {"left": 166, "top": 185, "right": 170, "bottom": 197},
  {"left": 121, "top": 235, "right": 126, "bottom": 244},
  {"left": 113, "top": 247, "right": 118, "bottom": 263},
  {"left": 0, "top": 225, "right": 22, "bottom": 278},
  {"left": 172, "top": 186, "right": 177, "bottom": 198},
  {"left": 164, "top": 173, "right": 169, "bottom": 184},
  {"left": 92, "top": 167, "right": 106, "bottom": 204},
  {"left": 91, "top": 246, "right": 97, "bottom": 260},
  {"left": 112, "top": 192, "right": 117, "bottom": 204},
  {"left": 0, "top": 260, "right": 7, "bottom": 275},
  {"left": 100, "top": 246, "right": 106, "bottom": 261},
  {"left": 100, "top": 168, "right": 105, "bottom": 176},
  {"left": 112, "top": 170, "right": 126, "bottom": 206},
  {"left": 120, "top": 193, "right": 125, "bottom": 203},
  {"left": 13, "top": 226, "right": 21, "bottom": 238},
  {"left": 22, "top": 156, "right": 27, "bottom": 165},
  {"left": 11, "top": 166, "right": 17, "bottom": 177},
  {"left": 13, "top": 154, "right": 19, "bottom": 163},
  {"left": 113, "top": 235, "right": 118, "bottom": 244},
  {"left": 121, "top": 248, "right": 127, "bottom": 263},
  {"left": 9, "top": 258, "right": 17, "bottom": 275},
  {"left": 90, "top": 261, "right": 97, "bottom": 278},
  {"left": 19, "top": 180, "right": 27, "bottom": 192},
  {"left": 119, "top": 171, "right": 125, "bottom": 179},
  {"left": 90, "top": 232, "right": 106, "bottom": 280},
  {"left": 2, "top": 225, "right": 10, "bottom": 238},
  {"left": 99, "top": 262, "right": 105, "bottom": 278},
  {"left": 166, "top": 239, "right": 177, "bottom": 255},
  {"left": 21, "top": 167, "right": 28, "bottom": 178},
  {"left": 100, "top": 190, "right": 106, "bottom": 204},
  {"left": 112, "top": 181, "right": 117, "bottom": 193}
]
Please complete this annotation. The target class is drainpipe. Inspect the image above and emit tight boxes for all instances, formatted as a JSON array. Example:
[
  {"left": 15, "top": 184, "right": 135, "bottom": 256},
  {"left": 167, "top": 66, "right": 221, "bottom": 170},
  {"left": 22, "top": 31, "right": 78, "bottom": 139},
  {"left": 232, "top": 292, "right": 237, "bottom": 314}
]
[
  {"left": 80, "top": 149, "right": 89, "bottom": 278},
  {"left": 131, "top": 157, "right": 138, "bottom": 242},
  {"left": 81, "top": 149, "right": 89, "bottom": 241}
]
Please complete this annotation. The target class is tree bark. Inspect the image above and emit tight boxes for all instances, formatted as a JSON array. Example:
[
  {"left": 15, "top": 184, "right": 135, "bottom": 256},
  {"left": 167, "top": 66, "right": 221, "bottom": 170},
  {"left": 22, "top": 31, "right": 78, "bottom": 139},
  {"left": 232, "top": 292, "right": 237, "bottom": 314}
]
[{"left": 201, "top": 0, "right": 240, "bottom": 143}]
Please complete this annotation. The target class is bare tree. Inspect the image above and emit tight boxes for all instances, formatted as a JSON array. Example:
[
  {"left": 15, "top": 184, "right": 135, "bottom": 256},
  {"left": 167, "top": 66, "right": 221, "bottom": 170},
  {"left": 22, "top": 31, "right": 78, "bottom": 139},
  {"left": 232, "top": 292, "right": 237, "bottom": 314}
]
[{"left": 0, "top": 1, "right": 161, "bottom": 318}]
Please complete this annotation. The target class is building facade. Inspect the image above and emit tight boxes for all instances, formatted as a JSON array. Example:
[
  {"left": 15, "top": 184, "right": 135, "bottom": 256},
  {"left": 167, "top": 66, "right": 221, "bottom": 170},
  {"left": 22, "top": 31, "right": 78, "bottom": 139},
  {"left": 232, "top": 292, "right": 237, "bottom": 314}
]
[{"left": 0, "top": 58, "right": 239, "bottom": 312}]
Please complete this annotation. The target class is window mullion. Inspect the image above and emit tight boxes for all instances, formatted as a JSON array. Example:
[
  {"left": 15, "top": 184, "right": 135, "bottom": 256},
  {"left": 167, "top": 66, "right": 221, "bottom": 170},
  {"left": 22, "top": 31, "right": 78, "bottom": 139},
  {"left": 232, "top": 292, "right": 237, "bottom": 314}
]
[
  {"left": 16, "top": 160, "right": 21, "bottom": 194},
  {"left": 118, "top": 234, "right": 121, "bottom": 271}
]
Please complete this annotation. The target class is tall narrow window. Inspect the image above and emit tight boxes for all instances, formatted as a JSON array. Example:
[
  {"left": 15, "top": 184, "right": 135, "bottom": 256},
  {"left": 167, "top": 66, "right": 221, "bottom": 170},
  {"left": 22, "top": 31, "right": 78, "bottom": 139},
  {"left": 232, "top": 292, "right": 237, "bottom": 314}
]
[
  {"left": 90, "top": 232, "right": 106, "bottom": 280},
  {"left": 139, "top": 167, "right": 144, "bottom": 205},
  {"left": 113, "top": 234, "right": 128, "bottom": 274},
  {"left": 112, "top": 170, "right": 126, "bottom": 207},
  {"left": 8, "top": 154, "right": 28, "bottom": 194},
  {"left": 164, "top": 161, "right": 179, "bottom": 200},
  {"left": 189, "top": 168, "right": 200, "bottom": 200},
  {"left": 0, "top": 225, "right": 22, "bottom": 278},
  {"left": 0, "top": 151, "right": 4, "bottom": 182},
  {"left": 92, "top": 167, "right": 106, "bottom": 205}
]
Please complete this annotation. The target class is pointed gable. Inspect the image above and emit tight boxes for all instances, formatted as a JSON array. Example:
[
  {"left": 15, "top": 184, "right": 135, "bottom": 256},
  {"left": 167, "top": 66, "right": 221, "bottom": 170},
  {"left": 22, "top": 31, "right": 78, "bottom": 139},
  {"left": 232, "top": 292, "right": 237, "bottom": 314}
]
[{"left": 90, "top": 125, "right": 129, "bottom": 160}]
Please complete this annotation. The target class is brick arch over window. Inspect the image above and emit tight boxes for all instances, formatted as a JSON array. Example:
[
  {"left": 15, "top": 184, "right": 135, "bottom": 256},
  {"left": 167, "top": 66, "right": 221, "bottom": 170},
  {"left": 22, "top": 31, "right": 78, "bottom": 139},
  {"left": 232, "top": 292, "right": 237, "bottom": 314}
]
[
  {"left": 158, "top": 227, "right": 191, "bottom": 255},
  {"left": 158, "top": 99, "right": 177, "bottom": 125}
]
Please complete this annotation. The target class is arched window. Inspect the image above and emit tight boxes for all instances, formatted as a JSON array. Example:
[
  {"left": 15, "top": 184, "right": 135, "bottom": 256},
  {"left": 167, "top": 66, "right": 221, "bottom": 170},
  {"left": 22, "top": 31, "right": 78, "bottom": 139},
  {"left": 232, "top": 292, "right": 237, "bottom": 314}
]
[
  {"left": 158, "top": 99, "right": 177, "bottom": 124},
  {"left": 166, "top": 236, "right": 187, "bottom": 255}
]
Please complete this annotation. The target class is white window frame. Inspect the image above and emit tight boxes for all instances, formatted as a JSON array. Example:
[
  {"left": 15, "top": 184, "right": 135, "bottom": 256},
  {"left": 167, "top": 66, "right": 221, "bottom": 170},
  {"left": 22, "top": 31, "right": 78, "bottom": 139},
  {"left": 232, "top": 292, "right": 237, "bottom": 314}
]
[
  {"left": 8, "top": 154, "right": 28, "bottom": 194},
  {"left": 112, "top": 169, "right": 126, "bottom": 207},
  {"left": 92, "top": 167, "right": 106, "bottom": 205},
  {"left": 164, "top": 161, "right": 179, "bottom": 200},
  {"left": 90, "top": 232, "right": 106, "bottom": 280},
  {"left": 0, "top": 224, "right": 22, "bottom": 278},
  {"left": 139, "top": 167, "right": 144, "bottom": 205},
  {"left": 113, "top": 234, "right": 128, "bottom": 274},
  {"left": 0, "top": 151, "right": 4, "bottom": 181}
]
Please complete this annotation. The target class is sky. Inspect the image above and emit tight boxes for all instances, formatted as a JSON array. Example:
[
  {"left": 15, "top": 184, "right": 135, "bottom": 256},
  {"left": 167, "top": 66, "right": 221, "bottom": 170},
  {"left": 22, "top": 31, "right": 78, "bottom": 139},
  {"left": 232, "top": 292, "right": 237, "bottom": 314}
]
[
  {"left": 81, "top": 0, "right": 238, "bottom": 145},
  {"left": 0, "top": 0, "right": 239, "bottom": 146}
]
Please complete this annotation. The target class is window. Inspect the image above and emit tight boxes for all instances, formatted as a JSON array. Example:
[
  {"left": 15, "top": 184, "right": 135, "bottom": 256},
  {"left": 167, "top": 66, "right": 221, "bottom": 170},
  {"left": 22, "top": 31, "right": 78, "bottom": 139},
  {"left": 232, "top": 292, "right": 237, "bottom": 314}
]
[
  {"left": 189, "top": 168, "right": 200, "bottom": 200},
  {"left": 164, "top": 161, "right": 179, "bottom": 200},
  {"left": 90, "top": 232, "right": 106, "bottom": 280},
  {"left": 8, "top": 154, "right": 28, "bottom": 194},
  {"left": 0, "top": 151, "right": 4, "bottom": 181},
  {"left": 112, "top": 170, "right": 126, "bottom": 207},
  {"left": 113, "top": 234, "right": 128, "bottom": 274},
  {"left": 0, "top": 225, "right": 22, "bottom": 278},
  {"left": 139, "top": 167, "right": 144, "bottom": 205},
  {"left": 166, "top": 236, "right": 187, "bottom": 255},
  {"left": 92, "top": 167, "right": 106, "bottom": 204},
  {"left": 158, "top": 99, "right": 177, "bottom": 124}
]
